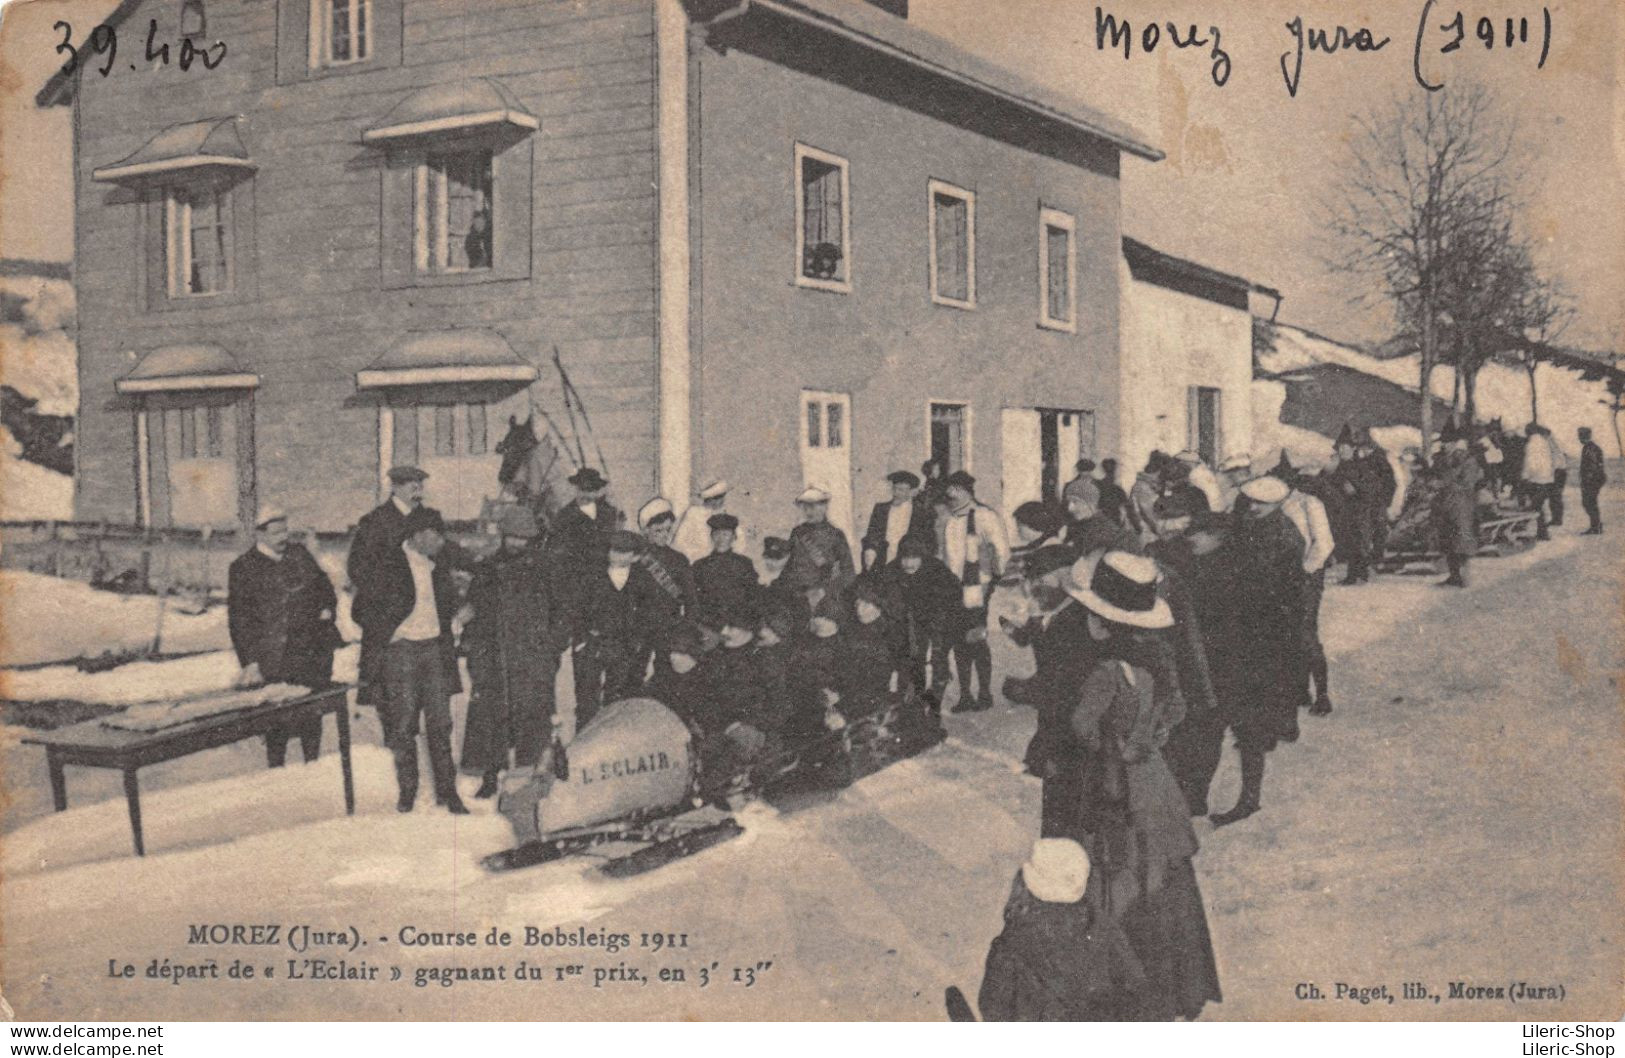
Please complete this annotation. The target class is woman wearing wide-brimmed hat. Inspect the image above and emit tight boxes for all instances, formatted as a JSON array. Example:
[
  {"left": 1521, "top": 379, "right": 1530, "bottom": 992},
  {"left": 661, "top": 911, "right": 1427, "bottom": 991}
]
[{"left": 1062, "top": 550, "right": 1222, "bottom": 1022}]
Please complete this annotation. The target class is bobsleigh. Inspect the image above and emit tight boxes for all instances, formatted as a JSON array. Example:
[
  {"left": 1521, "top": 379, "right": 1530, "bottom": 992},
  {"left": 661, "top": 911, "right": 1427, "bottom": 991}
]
[{"left": 481, "top": 693, "right": 943, "bottom": 876}]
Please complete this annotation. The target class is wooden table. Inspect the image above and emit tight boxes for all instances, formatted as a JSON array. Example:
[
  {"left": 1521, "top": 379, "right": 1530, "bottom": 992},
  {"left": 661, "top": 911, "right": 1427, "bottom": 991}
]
[{"left": 21, "top": 686, "right": 354, "bottom": 856}]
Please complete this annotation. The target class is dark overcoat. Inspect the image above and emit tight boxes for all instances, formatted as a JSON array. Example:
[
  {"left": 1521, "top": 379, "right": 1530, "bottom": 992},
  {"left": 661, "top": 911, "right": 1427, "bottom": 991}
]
[
  {"left": 461, "top": 549, "right": 569, "bottom": 773},
  {"left": 1431, "top": 450, "right": 1482, "bottom": 557},
  {"left": 227, "top": 543, "right": 339, "bottom": 687},
  {"left": 1227, "top": 510, "right": 1306, "bottom": 749}
]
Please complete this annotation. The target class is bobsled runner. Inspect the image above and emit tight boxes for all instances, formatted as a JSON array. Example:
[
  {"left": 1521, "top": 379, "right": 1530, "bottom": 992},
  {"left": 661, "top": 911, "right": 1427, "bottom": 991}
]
[{"left": 482, "top": 693, "right": 945, "bottom": 877}]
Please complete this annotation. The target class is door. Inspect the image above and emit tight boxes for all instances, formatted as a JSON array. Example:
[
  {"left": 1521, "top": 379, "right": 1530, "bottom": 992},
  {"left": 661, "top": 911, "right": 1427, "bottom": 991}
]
[
  {"left": 161, "top": 402, "right": 239, "bottom": 528},
  {"left": 418, "top": 401, "right": 502, "bottom": 521},
  {"left": 1190, "top": 387, "right": 1221, "bottom": 466},
  {"left": 1044, "top": 407, "right": 1096, "bottom": 502},
  {"left": 1000, "top": 408, "right": 1042, "bottom": 537},
  {"left": 800, "top": 390, "right": 856, "bottom": 552},
  {"left": 929, "top": 402, "right": 970, "bottom": 476}
]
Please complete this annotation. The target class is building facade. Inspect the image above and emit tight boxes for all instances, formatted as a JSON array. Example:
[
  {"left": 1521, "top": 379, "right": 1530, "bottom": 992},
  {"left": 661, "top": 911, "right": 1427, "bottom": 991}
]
[
  {"left": 1117, "top": 236, "right": 1270, "bottom": 478},
  {"left": 45, "top": 0, "right": 1158, "bottom": 544}
]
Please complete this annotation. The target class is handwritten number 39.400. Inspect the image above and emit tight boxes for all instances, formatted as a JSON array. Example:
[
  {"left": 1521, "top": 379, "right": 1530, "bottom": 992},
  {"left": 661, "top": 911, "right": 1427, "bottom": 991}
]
[{"left": 54, "top": 19, "right": 226, "bottom": 79}]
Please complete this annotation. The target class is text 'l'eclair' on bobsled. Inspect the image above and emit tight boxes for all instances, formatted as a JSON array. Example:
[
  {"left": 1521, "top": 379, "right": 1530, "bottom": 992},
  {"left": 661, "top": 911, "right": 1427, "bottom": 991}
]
[{"left": 481, "top": 692, "right": 946, "bottom": 877}]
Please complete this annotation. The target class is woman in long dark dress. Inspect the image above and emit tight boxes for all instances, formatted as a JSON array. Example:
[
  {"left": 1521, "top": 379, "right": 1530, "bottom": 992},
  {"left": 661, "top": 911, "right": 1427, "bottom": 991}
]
[{"left": 1062, "top": 550, "right": 1222, "bottom": 1022}]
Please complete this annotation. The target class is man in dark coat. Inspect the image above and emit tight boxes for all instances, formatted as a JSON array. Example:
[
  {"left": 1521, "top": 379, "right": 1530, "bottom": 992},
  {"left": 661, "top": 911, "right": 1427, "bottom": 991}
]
[
  {"left": 1578, "top": 427, "right": 1607, "bottom": 534},
  {"left": 1095, "top": 458, "right": 1135, "bottom": 532},
  {"left": 573, "top": 530, "right": 663, "bottom": 730},
  {"left": 755, "top": 536, "right": 811, "bottom": 636},
  {"left": 1210, "top": 477, "right": 1305, "bottom": 827},
  {"left": 1065, "top": 486, "right": 1143, "bottom": 559},
  {"left": 347, "top": 465, "right": 430, "bottom": 706},
  {"left": 887, "top": 535, "right": 960, "bottom": 711},
  {"left": 693, "top": 514, "right": 760, "bottom": 629},
  {"left": 1148, "top": 513, "right": 1236, "bottom": 816},
  {"left": 861, "top": 470, "right": 935, "bottom": 572},
  {"left": 460, "top": 506, "right": 570, "bottom": 799},
  {"left": 783, "top": 486, "right": 856, "bottom": 596},
  {"left": 636, "top": 498, "right": 698, "bottom": 676},
  {"left": 228, "top": 506, "right": 340, "bottom": 767},
  {"left": 1432, "top": 432, "right": 1482, "bottom": 587},
  {"left": 1326, "top": 425, "right": 1384, "bottom": 584},
  {"left": 352, "top": 506, "right": 468, "bottom": 815},
  {"left": 1353, "top": 430, "right": 1398, "bottom": 562},
  {"left": 550, "top": 467, "right": 622, "bottom": 559}
]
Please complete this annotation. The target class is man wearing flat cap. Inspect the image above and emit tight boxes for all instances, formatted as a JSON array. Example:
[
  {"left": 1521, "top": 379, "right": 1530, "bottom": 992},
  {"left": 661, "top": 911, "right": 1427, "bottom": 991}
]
[
  {"left": 460, "top": 505, "right": 571, "bottom": 799},
  {"left": 783, "top": 485, "right": 856, "bottom": 599},
  {"left": 573, "top": 529, "right": 662, "bottom": 730},
  {"left": 636, "top": 498, "right": 699, "bottom": 662},
  {"left": 360, "top": 505, "right": 469, "bottom": 814},
  {"left": 348, "top": 465, "right": 439, "bottom": 706},
  {"left": 228, "top": 506, "right": 341, "bottom": 767},
  {"left": 693, "top": 513, "right": 759, "bottom": 630},
  {"left": 861, "top": 470, "right": 934, "bottom": 573},
  {"left": 676, "top": 479, "right": 737, "bottom": 564}
]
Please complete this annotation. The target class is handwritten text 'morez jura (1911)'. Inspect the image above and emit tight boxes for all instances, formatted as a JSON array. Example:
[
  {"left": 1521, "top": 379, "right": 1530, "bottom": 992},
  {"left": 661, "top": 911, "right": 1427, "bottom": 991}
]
[{"left": 1090, "top": 5, "right": 1552, "bottom": 97}]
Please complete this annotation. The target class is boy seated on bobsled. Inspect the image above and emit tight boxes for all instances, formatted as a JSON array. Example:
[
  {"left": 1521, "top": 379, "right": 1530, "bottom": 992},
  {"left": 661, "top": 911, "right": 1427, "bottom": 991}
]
[{"left": 644, "top": 619, "right": 786, "bottom": 800}]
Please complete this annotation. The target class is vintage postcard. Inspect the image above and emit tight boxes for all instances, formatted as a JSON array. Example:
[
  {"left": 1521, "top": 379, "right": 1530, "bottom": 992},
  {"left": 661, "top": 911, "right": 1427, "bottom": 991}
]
[{"left": 0, "top": 0, "right": 1620, "bottom": 1025}]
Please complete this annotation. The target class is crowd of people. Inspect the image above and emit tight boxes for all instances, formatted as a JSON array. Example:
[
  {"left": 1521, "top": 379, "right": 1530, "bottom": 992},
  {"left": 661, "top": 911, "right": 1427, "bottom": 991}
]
[{"left": 220, "top": 420, "right": 1608, "bottom": 1020}]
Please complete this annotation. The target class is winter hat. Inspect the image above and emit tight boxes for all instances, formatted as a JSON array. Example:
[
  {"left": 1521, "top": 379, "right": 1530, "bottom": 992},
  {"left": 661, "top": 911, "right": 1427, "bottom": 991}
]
[
  {"left": 637, "top": 497, "right": 674, "bottom": 530},
  {"left": 569, "top": 467, "right": 608, "bottom": 491},
  {"left": 698, "top": 480, "right": 730, "bottom": 500},
  {"left": 1014, "top": 500, "right": 1064, "bottom": 536},
  {"left": 887, "top": 470, "right": 921, "bottom": 488},
  {"left": 796, "top": 485, "right": 831, "bottom": 505},
  {"left": 707, "top": 513, "right": 740, "bottom": 532},
  {"left": 254, "top": 504, "right": 288, "bottom": 529},
  {"left": 1021, "top": 838, "right": 1092, "bottom": 904},
  {"left": 1064, "top": 551, "right": 1174, "bottom": 630},
  {"left": 943, "top": 470, "right": 977, "bottom": 493},
  {"left": 1239, "top": 477, "right": 1290, "bottom": 505}
]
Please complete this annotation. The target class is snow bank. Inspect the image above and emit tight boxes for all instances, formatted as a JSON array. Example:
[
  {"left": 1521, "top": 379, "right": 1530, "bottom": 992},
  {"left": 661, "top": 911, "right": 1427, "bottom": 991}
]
[
  {"left": 0, "top": 425, "right": 72, "bottom": 520},
  {"left": 0, "top": 323, "right": 77, "bottom": 418},
  {"left": 0, "top": 569, "right": 230, "bottom": 671}
]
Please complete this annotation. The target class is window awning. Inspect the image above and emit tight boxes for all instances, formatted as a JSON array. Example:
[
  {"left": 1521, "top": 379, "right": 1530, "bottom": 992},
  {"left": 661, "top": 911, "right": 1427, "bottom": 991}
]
[
  {"left": 92, "top": 117, "right": 255, "bottom": 183},
  {"left": 116, "top": 344, "right": 260, "bottom": 393},
  {"left": 356, "top": 331, "right": 539, "bottom": 388},
  {"left": 362, "top": 79, "right": 539, "bottom": 143}
]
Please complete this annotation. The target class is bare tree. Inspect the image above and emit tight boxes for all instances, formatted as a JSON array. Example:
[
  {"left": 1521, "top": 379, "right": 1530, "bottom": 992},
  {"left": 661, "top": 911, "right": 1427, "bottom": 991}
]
[
  {"left": 1502, "top": 273, "right": 1577, "bottom": 425},
  {"left": 1323, "top": 84, "right": 1520, "bottom": 453}
]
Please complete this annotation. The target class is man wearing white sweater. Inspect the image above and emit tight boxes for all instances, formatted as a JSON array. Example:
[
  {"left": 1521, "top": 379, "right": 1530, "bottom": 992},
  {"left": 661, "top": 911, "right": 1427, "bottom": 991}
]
[{"left": 1276, "top": 468, "right": 1336, "bottom": 716}]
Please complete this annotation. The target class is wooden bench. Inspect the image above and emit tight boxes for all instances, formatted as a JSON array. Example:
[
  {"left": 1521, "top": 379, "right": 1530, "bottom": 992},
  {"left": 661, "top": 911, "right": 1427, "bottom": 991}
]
[{"left": 21, "top": 686, "right": 354, "bottom": 857}]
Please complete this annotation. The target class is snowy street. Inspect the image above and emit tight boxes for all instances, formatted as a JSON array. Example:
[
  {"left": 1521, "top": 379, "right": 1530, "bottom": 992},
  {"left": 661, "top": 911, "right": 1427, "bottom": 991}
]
[{"left": 1, "top": 507, "right": 1620, "bottom": 1021}]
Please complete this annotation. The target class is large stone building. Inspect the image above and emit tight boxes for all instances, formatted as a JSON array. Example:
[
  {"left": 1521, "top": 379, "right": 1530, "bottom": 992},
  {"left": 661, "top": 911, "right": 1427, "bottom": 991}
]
[{"left": 42, "top": 0, "right": 1160, "bottom": 547}]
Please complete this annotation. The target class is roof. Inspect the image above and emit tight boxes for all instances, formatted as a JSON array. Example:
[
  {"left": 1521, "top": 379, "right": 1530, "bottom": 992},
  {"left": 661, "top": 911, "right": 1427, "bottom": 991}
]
[
  {"left": 355, "top": 331, "right": 539, "bottom": 388},
  {"left": 693, "top": 0, "right": 1162, "bottom": 161},
  {"left": 362, "top": 79, "right": 538, "bottom": 143},
  {"left": 92, "top": 117, "right": 254, "bottom": 182},
  {"left": 116, "top": 344, "right": 259, "bottom": 393},
  {"left": 1123, "top": 236, "right": 1274, "bottom": 310}
]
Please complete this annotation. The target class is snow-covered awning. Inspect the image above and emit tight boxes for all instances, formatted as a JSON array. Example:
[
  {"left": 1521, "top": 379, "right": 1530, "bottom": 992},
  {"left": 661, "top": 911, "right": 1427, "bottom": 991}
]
[
  {"left": 92, "top": 117, "right": 255, "bottom": 183},
  {"left": 361, "top": 79, "right": 539, "bottom": 143},
  {"left": 355, "top": 331, "right": 538, "bottom": 388},
  {"left": 116, "top": 344, "right": 259, "bottom": 393}
]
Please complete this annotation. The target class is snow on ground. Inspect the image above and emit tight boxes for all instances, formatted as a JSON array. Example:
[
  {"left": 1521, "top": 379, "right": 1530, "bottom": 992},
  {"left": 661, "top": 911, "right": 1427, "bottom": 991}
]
[
  {"left": 0, "top": 425, "right": 73, "bottom": 520},
  {"left": 0, "top": 506, "right": 1618, "bottom": 1019},
  {"left": 0, "top": 569, "right": 231, "bottom": 669}
]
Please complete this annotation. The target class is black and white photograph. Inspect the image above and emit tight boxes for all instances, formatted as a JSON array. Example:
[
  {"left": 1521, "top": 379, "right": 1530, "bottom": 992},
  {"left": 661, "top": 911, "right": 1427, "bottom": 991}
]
[{"left": 0, "top": 0, "right": 1620, "bottom": 1031}]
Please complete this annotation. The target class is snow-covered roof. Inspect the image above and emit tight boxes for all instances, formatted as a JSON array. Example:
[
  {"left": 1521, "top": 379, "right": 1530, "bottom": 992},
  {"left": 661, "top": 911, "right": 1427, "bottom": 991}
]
[
  {"left": 697, "top": 0, "right": 1162, "bottom": 161},
  {"left": 116, "top": 344, "right": 259, "bottom": 393},
  {"left": 355, "top": 331, "right": 538, "bottom": 388},
  {"left": 362, "top": 80, "right": 538, "bottom": 143},
  {"left": 92, "top": 117, "right": 254, "bottom": 183}
]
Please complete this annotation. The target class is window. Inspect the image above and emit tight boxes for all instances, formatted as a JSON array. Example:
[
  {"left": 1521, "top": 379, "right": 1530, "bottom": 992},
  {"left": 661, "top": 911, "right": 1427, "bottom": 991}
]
[
  {"left": 930, "top": 402, "right": 970, "bottom": 475},
  {"left": 311, "top": 0, "right": 371, "bottom": 68},
  {"left": 928, "top": 180, "right": 975, "bottom": 308},
  {"left": 415, "top": 150, "right": 493, "bottom": 275},
  {"left": 1189, "top": 387, "right": 1221, "bottom": 466},
  {"left": 795, "top": 143, "right": 851, "bottom": 292},
  {"left": 171, "top": 405, "right": 224, "bottom": 460},
  {"left": 179, "top": 0, "right": 206, "bottom": 40},
  {"left": 420, "top": 401, "right": 491, "bottom": 459},
  {"left": 1038, "top": 207, "right": 1076, "bottom": 332},
  {"left": 166, "top": 186, "right": 233, "bottom": 298}
]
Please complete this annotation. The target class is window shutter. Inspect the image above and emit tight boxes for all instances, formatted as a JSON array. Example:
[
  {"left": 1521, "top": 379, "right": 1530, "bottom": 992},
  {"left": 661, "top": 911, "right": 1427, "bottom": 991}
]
[
  {"left": 144, "top": 194, "right": 169, "bottom": 310},
  {"left": 147, "top": 407, "right": 172, "bottom": 528},
  {"left": 380, "top": 149, "right": 418, "bottom": 290},
  {"left": 274, "top": 0, "right": 311, "bottom": 84},
  {"left": 491, "top": 134, "right": 533, "bottom": 281}
]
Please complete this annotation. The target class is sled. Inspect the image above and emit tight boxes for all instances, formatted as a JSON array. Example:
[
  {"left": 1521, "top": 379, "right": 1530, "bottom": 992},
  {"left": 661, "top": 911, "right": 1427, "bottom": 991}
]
[
  {"left": 483, "top": 692, "right": 945, "bottom": 876},
  {"left": 1377, "top": 484, "right": 1543, "bottom": 572}
]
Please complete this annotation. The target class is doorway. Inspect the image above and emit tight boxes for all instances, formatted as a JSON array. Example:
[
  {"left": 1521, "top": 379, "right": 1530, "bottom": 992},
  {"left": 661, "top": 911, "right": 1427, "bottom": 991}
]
[
  {"left": 1190, "top": 387, "right": 1221, "bottom": 466},
  {"left": 800, "top": 390, "right": 855, "bottom": 551}
]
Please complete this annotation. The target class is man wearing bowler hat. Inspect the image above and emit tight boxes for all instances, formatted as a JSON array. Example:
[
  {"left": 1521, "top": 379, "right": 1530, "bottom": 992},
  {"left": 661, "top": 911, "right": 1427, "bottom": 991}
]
[
  {"left": 861, "top": 470, "right": 934, "bottom": 572},
  {"left": 348, "top": 465, "right": 435, "bottom": 706},
  {"left": 229, "top": 505, "right": 341, "bottom": 767},
  {"left": 551, "top": 466, "right": 622, "bottom": 559}
]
